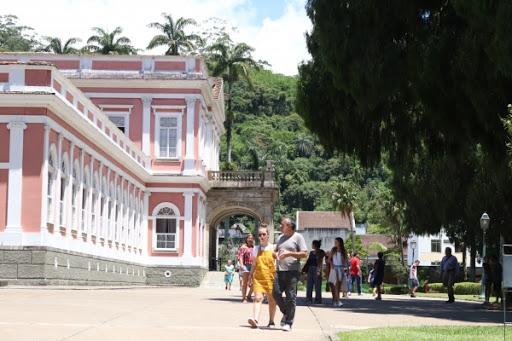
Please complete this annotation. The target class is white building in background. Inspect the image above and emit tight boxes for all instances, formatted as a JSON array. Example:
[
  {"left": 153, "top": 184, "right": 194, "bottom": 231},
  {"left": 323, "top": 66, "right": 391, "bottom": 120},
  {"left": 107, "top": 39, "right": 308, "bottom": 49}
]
[{"left": 407, "top": 230, "right": 481, "bottom": 267}]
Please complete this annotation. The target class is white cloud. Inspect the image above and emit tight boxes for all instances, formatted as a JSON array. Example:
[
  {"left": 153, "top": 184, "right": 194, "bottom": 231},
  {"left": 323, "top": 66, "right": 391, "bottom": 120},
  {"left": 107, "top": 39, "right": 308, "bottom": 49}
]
[{"left": 1, "top": 0, "right": 311, "bottom": 75}]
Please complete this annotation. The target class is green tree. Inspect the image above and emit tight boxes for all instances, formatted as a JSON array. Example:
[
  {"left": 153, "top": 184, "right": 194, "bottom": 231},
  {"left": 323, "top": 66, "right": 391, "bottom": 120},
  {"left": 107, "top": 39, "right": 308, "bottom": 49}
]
[
  {"left": 297, "top": 0, "right": 512, "bottom": 251},
  {"left": 331, "top": 179, "right": 357, "bottom": 254},
  {"left": 41, "top": 37, "right": 81, "bottom": 54},
  {"left": 84, "top": 27, "right": 137, "bottom": 55},
  {"left": 0, "top": 15, "right": 40, "bottom": 51},
  {"left": 207, "top": 38, "right": 261, "bottom": 163},
  {"left": 147, "top": 13, "right": 201, "bottom": 55}
]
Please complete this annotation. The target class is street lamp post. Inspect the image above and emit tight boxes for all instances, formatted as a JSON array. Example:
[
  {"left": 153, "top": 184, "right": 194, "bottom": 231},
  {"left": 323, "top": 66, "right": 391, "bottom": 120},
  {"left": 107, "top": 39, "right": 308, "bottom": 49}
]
[
  {"left": 480, "top": 213, "right": 490, "bottom": 301},
  {"left": 411, "top": 240, "right": 417, "bottom": 265}
]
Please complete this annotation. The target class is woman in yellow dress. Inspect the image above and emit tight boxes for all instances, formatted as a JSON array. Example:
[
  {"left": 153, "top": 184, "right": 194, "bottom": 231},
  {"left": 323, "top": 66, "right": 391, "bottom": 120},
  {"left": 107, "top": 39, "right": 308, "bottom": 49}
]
[{"left": 247, "top": 224, "right": 277, "bottom": 328}]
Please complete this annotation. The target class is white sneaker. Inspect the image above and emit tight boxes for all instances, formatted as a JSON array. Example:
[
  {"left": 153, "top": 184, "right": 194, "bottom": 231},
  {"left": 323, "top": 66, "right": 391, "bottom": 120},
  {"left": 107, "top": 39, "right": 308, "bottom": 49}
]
[
  {"left": 282, "top": 324, "right": 291, "bottom": 332},
  {"left": 338, "top": 301, "right": 344, "bottom": 307}
]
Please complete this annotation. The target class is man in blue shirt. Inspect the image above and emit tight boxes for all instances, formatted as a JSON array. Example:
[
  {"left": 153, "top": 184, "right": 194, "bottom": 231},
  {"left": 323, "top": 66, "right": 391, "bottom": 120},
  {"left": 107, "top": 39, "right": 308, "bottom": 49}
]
[{"left": 440, "top": 247, "right": 459, "bottom": 303}]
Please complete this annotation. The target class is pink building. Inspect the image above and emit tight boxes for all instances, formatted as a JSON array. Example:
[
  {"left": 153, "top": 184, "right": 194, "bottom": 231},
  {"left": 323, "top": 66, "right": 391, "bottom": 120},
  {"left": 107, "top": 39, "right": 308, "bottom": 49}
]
[{"left": 0, "top": 53, "right": 224, "bottom": 285}]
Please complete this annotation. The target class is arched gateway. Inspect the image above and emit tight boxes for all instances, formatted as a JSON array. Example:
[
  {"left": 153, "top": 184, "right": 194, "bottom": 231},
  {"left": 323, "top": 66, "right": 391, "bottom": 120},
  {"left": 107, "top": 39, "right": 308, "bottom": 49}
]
[{"left": 206, "top": 167, "right": 278, "bottom": 270}]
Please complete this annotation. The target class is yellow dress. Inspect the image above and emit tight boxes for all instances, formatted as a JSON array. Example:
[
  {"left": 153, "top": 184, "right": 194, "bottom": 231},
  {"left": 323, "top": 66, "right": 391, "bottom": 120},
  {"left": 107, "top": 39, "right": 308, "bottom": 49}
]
[{"left": 252, "top": 244, "right": 276, "bottom": 293}]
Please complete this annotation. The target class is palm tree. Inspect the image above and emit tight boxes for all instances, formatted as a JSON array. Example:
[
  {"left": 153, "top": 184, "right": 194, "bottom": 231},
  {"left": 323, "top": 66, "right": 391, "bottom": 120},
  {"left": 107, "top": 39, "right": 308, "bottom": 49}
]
[
  {"left": 207, "top": 39, "right": 260, "bottom": 163},
  {"left": 42, "top": 37, "right": 81, "bottom": 54},
  {"left": 331, "top": 180, "right": 358, "bottom": 254},
  {"left": 84, "top": 27, "right": 137, "bottom": 55},
  {"left": 147, "top": 13, "right": 201, "bottom": 55}
]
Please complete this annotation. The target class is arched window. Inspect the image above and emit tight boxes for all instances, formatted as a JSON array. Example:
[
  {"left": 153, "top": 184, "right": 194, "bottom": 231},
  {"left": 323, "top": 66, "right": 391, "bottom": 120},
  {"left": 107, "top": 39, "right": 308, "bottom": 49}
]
[
  {"left": 81, "top": 166, "right": 90, "bottom": 234},
  {"left": 115, "top": 185, "right": 122, "bottom": 241},
  {"left": 91, "top": 172, "right": 99, "bottom": 235},
  {"left": 152, "top": 203, "right": 180, "bottom": 251},
  {"left": 71, "top": 160, "right": 80, "bottom": 230},
  {"left": 47, "top": 145, "right": 57, "bottom": 223},
  {"left": 108, "top": 181, "right": 114, "bottom": 240},
  {"left": 100, "top": 177, "right": 108, "bottom": 238},
  {"left": 59, "top": 153, "right": 69, "bottom": 227}
]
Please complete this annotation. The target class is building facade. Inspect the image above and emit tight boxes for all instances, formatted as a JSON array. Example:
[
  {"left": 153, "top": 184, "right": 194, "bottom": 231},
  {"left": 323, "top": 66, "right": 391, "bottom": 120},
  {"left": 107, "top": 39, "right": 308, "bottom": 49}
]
[
  {"left": 295, "top": 211, "right": 351, "bottom": 251},
  {"left": 0, "top": 53, "right": 225, "bottom": 286},
  {"left": 407, "top": 231, "right": 479, "bottom": 267}
]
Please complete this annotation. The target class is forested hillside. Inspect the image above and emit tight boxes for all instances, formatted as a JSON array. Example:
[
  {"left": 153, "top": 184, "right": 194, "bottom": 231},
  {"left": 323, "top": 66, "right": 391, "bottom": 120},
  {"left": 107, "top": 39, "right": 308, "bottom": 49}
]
[{"left": 221, "top": 69, "right": 393, "bottom": 231}]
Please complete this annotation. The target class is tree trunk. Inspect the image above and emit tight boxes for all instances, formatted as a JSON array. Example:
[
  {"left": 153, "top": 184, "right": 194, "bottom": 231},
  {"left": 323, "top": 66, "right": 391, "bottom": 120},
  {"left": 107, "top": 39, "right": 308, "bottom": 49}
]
[
  {"left": 462, "top": 244, "right": 467, "bottom": 281},
  {"left": 470, "top": 240, "right": 476, "bottom": 282},
  {"left": 350, "top": 211, "right": 355, "bottom": 255},
  {"left": 226, "top": 80, "right": 233, "bottom": 163}
]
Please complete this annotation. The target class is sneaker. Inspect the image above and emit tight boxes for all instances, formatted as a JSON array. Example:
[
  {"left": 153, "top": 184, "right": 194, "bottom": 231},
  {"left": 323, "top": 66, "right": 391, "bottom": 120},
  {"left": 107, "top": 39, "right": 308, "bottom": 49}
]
[
  {"left": 338, "top": 301, "right": 344, "bottom": 307},
  {"left": 280, "top": 315, "right": 287, "bottom": 327},
  {"left": 375, "top": 296, "right": 382, "bottom": 300},
  {"left": 282, "top": 324, "right": 291, "bottom": 332},
  {"left": 267, "top": 321, "right": 275, "bottom": 328},
  {"left": 332, "top": 302, "right": 338, "bottom": 307},
  {"left": 248, "top": 318, "right": 258, "bottom": 328},
  {"left": 410, "top": 293, "right": 416, "bottom": 298}
]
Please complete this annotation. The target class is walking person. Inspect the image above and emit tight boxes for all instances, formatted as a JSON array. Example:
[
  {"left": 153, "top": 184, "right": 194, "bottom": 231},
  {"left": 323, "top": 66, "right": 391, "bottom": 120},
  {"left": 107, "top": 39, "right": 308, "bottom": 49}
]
[
  {"left": 349, "top": 252, "right": 362, "bottom": 296},
  {"left": 328, "top": 237, "right": 348, "bottom": 307},
  {"left": 247, "top": 224, "right": 277, "bottom": 329},
  {"left": 302, "top": 240, "right": 325, "bottom": 304},
  {"left": 440, "top": 247, "right": 459, "bottom": 303},
  {"left": 368, "top": 266, "right": 376, "bottom": 296},
  {"left": 373, "top": 252, "right": 385, "bottom": 300},
  {"left": 489, "top": 255, "right": 503, "bottom": 304},
  {"left": 238, "top": 233, "right": 255, "bottom": 303},
  {"left": 224, "top": 259, "right": 235, "bottom": 290},
  {"left": 272, "top": 217, "right": 308, "bottom": 332},
  {"left": 408, "top": 260, "right": 420, "bottom": 297}
]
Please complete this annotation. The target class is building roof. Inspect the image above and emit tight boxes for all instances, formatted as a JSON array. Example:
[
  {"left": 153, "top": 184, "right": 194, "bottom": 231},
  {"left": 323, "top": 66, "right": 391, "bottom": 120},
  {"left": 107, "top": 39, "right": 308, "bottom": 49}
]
[{"left": 296, "top": 211, "right": 351, "bottom": 230}]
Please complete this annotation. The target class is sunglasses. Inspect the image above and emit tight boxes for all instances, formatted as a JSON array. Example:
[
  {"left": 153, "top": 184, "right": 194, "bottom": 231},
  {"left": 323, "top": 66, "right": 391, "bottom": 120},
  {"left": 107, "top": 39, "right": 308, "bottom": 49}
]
[{"left": 258, "top": 233, "right": 267, "bottom": 237}]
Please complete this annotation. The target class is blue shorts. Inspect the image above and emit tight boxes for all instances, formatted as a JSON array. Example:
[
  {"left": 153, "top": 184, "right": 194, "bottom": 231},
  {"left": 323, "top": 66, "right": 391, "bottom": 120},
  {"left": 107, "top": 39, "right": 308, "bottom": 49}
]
[{"left": 408, "top": 278, "right": 419, "bottom": 289}]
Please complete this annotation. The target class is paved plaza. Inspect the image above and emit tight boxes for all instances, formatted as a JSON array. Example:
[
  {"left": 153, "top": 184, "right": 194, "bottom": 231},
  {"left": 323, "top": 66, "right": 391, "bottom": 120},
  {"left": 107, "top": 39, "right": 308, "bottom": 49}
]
[{"left": 0, "top": 278, "right": 503, "bottom": 341}]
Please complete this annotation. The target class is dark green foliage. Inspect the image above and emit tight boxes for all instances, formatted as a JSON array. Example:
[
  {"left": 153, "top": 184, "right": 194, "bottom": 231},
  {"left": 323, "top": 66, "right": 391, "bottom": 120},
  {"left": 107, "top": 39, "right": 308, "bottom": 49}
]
[
  {"left": 428, "top": 282, "right": 480, "bottom": 295},
  {"left": 297, "top": 0, "right": 512, "bottom": 253},
  {"left": 84, "top": 27, "right": 138, "bottom": 55},
  {"left": 0, "top": 15, "right": 41, "bottom": 52},
  {"left": 147, "top": 14, "right": 201, "bottom": 55}
]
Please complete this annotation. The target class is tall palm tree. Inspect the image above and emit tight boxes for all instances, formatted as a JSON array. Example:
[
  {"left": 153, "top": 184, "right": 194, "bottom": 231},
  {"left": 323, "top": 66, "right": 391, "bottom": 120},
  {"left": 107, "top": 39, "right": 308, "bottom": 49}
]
[
  {"left": 84, "top": 27, "right": 137, "bottom": 55},
  {"left": 147, "top": 13, "right": 201, "bottom": 55},
  {"left": 42, "top": 37, "right": 81, "bottom": 54},
  {"left": 332, "top": 180, "right": 358, "bottom": 254},
  {"left": 207, "top": 39, "right": 260, "bottom": 163}
]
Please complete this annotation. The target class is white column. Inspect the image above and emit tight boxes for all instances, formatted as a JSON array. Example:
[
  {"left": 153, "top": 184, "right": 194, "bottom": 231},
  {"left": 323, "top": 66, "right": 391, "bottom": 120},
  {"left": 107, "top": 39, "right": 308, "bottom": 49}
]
[
  {"left": 183, "top": 192, "right": 194, "bottom": 258},
  {"left": 4, "top": 122, "right": 27, "bottom": 242},
  {"left": 142, "top": 191, "right": 150, "bottom": 256},
  {"left": 40, "top": 125, "right": 51, "bottom": 229},
  {"left": 183, "top": 97, "right": 196, "bottom": 175},
  {"left": 141, "top": 96, "right": 151, "bottom": 155},
  {"left": 67, "top": 143, "right": 75, "bottom": 235}
]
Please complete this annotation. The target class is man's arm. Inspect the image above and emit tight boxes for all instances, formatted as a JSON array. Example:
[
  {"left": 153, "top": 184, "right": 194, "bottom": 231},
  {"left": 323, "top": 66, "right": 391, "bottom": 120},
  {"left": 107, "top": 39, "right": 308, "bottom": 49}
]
[{"left": 278, "top": 250, "right": 308, "bottom": 260}]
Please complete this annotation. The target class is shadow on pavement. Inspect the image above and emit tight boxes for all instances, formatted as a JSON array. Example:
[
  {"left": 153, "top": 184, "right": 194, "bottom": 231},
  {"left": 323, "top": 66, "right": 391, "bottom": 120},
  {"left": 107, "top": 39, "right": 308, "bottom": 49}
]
[{"left": 296, "top": 296, "right": 502, "bottom": 324}]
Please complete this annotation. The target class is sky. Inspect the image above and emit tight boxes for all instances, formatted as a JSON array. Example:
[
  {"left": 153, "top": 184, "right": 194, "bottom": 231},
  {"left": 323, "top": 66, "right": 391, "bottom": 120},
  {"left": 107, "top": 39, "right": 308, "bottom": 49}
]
[{"left": 2, "top": 0, "right": 311, "bottom": 76}]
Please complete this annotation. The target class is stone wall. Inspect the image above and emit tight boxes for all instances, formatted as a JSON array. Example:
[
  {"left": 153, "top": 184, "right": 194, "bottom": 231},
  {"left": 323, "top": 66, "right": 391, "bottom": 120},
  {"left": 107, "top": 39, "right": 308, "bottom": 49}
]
[{"left": 0, "top": 246, "right": 207, "bottom": 286}]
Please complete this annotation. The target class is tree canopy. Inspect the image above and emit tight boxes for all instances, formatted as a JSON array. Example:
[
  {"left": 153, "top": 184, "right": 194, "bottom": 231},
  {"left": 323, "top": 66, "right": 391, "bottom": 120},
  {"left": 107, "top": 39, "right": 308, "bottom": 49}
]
[
  {"left": 297, "top": 0, "right": 512, "bottom": 252},
  {"left": 147, "top": 13, "right": 201, "bottom": 55}
]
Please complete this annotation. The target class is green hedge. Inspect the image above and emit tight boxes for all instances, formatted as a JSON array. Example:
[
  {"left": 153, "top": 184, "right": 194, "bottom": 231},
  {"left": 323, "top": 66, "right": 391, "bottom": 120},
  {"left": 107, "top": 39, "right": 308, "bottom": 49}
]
[{"left": 428, "top": 282, "right": 480, "bottom": 295}]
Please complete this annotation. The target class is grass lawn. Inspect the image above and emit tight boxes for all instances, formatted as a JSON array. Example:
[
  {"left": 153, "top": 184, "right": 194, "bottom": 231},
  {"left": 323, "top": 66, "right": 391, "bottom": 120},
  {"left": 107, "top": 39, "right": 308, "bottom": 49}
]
[{"left": 338, "top": 326, "right": 510, "bottom": 341}]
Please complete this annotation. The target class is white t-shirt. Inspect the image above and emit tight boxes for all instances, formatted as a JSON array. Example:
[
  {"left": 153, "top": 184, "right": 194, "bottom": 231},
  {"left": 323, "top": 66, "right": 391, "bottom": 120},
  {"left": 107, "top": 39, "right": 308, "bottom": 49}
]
[
  {"left": 409, "top": 264, "right": 417, "bottom": 279},
  {"left": 252, "top": 243, "right": 273, "bottom": 259}
]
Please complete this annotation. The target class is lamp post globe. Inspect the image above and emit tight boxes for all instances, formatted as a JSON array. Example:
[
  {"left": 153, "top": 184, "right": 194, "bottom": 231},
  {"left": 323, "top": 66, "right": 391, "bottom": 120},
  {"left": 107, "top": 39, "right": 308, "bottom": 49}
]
[{"left": 479, "top": 213, "right": 490, "bottom": 301}]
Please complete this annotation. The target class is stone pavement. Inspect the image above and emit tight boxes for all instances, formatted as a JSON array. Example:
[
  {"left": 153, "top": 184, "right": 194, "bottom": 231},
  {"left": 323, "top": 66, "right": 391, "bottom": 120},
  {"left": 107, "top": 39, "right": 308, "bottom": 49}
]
[{"left": 0, "top": 285, "right": 503, "bottom": 341}]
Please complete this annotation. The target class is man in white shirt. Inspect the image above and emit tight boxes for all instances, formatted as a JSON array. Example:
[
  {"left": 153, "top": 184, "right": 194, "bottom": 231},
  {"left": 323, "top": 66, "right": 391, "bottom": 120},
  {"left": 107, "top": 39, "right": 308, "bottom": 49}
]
[
  {"left": 272, "top": 217, "right": 308, "bottom": 331},
  {"left": 408, "top": 260, "right": 420, "bottom": 297}
]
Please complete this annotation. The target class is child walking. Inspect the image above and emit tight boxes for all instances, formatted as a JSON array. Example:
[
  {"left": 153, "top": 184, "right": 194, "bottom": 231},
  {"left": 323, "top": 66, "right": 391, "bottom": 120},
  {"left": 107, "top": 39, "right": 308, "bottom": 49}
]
[{"left": 224, "top": 260, "right": 235, "bottom": 290}]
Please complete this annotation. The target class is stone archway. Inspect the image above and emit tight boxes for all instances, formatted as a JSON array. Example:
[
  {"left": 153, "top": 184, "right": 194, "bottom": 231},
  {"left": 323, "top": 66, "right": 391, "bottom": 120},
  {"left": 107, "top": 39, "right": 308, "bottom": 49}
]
[{"left": 206, "top": 184, "right": 278, "bottom": 271}]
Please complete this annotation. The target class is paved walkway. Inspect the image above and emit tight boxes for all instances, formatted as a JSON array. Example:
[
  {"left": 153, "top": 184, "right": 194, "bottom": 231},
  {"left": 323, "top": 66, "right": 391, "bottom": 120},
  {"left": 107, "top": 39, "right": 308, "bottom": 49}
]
[{"left": 0, "top": 285, "right": 503, "bottom": 341}]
